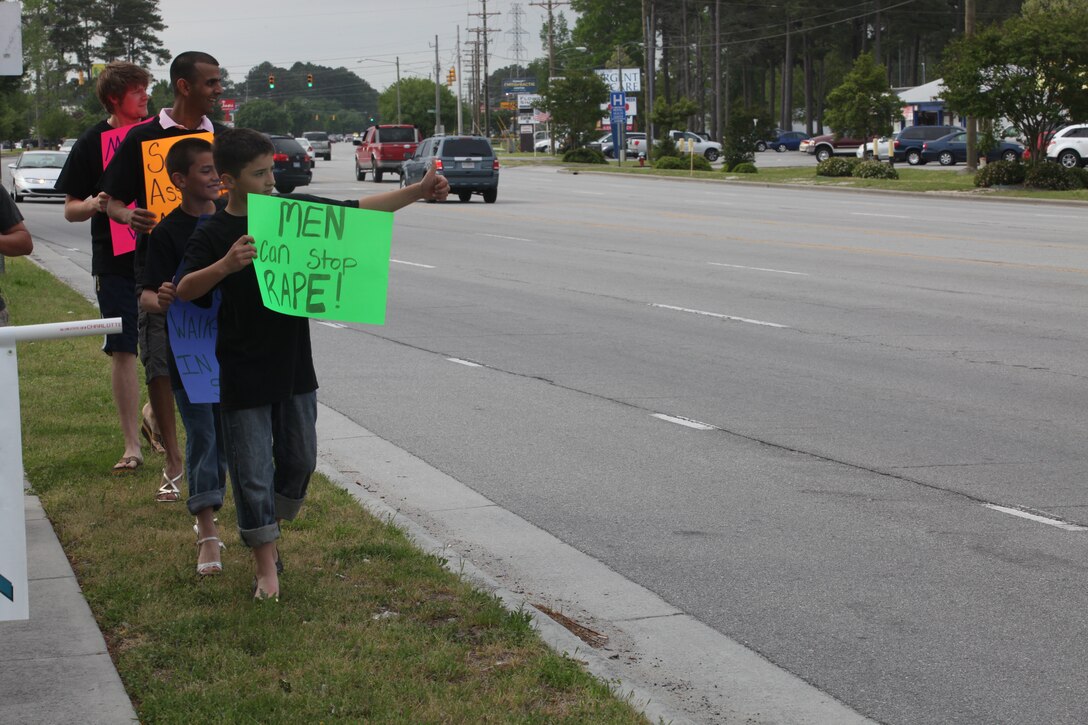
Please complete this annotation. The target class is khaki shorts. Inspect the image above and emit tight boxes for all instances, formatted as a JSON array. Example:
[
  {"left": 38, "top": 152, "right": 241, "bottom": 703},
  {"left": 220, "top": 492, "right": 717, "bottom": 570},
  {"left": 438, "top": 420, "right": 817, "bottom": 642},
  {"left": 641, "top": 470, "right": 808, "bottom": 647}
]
[{"left": 138, "top": 309, "right": 170, "bottom": 383}]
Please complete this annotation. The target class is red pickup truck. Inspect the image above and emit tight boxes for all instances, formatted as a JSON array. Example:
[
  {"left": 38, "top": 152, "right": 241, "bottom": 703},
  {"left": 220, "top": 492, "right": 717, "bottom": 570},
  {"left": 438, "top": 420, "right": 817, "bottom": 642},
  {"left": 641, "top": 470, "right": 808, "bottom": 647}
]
[{"left": 353, "top": 125, "right": 422, "bottom": 183}]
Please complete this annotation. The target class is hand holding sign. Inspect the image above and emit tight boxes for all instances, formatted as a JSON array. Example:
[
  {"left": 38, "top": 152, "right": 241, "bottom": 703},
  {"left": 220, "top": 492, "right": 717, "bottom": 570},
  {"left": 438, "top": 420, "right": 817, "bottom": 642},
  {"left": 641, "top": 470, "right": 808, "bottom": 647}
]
[
  {"left": 249, "top": 195, "right": 393, "bottom": 325},
  {"left": 223, "top": 234, "right": 257, "bottom": 274},
  {"left": 128, "top": 206, "right": 158, "bottom": 234}
]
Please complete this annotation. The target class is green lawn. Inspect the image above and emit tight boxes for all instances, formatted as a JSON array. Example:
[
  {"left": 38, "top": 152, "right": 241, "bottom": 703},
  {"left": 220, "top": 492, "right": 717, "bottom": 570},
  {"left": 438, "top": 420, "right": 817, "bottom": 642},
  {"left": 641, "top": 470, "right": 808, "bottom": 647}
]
[
  {"left": 498, "top": 154, "right": 1088, "bottom": 201},
  {"left": 6, "top": 258, "right": 648, "bottom": 725}
]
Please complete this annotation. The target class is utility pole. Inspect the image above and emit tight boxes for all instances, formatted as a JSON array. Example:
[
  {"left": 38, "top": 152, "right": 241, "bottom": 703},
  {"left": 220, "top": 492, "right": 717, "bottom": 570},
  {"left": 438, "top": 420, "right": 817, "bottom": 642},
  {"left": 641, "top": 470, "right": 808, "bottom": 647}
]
[
  {"left": 469, "top": 0, "right": 500, "bottom": 138},
  {"left": 432, "top": 36, "right": 442, "bottom": 135},
  {"left": 456, "top": 27, "right": 464, "bottom": 134},
  {"left": 530, "top": 0, "right": 569, "bottom": 81},
  {"left": 965, "top": 0, "right": 977, "bottom": 171}
]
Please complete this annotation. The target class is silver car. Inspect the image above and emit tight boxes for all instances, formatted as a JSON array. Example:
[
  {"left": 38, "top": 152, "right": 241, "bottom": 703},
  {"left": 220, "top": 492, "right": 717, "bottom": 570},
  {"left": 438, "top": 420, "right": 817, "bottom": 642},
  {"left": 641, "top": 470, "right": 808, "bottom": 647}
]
[
  {"left": 302, "top": 131, "right": 331, "bottom": 161},
  {"left": 8, "top": 151, "right": 69, "bottom": 202}
]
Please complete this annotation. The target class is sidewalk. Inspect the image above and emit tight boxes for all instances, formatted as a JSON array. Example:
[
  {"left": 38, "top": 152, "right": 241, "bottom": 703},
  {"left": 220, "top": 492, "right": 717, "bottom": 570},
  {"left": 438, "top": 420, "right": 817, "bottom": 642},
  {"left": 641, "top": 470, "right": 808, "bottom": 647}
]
[{"left": 0, "top": 480, "right": 137, "bottom": 724}]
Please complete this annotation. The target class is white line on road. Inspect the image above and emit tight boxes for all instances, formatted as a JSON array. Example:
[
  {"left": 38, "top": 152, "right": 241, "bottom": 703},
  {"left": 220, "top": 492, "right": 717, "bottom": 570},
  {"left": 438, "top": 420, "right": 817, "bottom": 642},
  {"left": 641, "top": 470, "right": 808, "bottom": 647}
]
[
  {"left": 850, "top": 212, "right": 911, "bottom": 219},
  {"left": 481, "top": 233, "right": 534, "bottom": 242},
  {"left": 708, "top": 262, "right": 809, "bottom": 276},
  {"left": 651, "top": 413, "right": 718, "bottom": 430},
  {"left": 650, "top": 303, "right": 789, "bottom": 329},
  {"left": 446, "top": 357, "right": 483, "bottom": 367},
  {"left": 983, "top": 504, "right": 1088, "bottom": 532},
  {"left": 390, "top": 259, "right": 436, "bottom": 269},
  {"left": 316, "top": 321, "right": 347, "bottom": 329}
]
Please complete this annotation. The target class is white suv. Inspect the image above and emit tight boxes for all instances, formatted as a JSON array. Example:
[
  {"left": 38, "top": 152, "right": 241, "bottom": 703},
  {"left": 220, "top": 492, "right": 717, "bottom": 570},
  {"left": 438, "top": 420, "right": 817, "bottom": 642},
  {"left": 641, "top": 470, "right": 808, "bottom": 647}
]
[
  {"left": 1046, "top": 124, "right": 1088, "bottom": 169},
  {"left": 668, "top": 130, "right": 722, "bottom": 161}
]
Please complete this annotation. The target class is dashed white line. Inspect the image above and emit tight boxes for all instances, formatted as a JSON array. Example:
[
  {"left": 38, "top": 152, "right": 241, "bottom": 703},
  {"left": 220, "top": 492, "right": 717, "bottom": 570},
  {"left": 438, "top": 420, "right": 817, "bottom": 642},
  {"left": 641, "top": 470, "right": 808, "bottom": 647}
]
[
  {"left": 983, "top": 504, "right": 1088, "bottom": 532},
  {"left": 316, "top": 321, "right": 347, "bottom": 329},
  {"left": 708, "top": 262, "right": 809, "bottom": 276},
  {"left": 652, "top": 413, "right": 718, "bottom": 430},
  {"left": 446, "top": 357, "right": 482, "bottom": 367},
  {"left": 481, "top": 234, "right": 533, "bottom": 242},
  {"left": 650, "top": 303, "right": 788, "bottom": 329},
  {"left": 850, "top": 212, "right": 910, "bottom": 219},
  {"left": 390, "top": 259, "right": 436, "bottom": 269}
]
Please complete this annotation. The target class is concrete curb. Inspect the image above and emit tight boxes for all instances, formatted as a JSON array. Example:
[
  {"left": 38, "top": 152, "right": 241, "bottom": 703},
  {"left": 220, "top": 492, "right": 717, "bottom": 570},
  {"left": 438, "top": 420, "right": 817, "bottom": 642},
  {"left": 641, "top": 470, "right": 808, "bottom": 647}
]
[{"left": 0, "top": 488, "right": 138, "bottom": 724}]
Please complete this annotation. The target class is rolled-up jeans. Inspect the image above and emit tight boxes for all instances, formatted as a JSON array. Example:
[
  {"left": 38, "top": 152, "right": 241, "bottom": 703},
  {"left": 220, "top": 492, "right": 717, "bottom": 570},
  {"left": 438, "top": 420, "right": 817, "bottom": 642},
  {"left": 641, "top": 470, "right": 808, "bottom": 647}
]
[
  {"left": 172, "top": 386, "right": 227, "bottom": 516},
  {"left": 220, "top": 391, "right": 317, "bottom": 548}
]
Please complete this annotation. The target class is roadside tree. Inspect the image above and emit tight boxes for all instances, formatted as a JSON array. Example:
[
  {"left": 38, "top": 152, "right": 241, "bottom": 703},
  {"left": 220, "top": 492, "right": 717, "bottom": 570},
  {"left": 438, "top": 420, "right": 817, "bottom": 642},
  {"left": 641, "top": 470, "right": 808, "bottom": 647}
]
[
  {"left": 941, "top": 6, "right": 1088, "bottom": 164},
  {"left": 822, "top": 53, "right": 901, "bottom": 142},
  {"left": 540, "top": 70, "right": 609, "bottom": 150},
  {"left": 234, "top": 99, "right": 291, "bottom": 134}
]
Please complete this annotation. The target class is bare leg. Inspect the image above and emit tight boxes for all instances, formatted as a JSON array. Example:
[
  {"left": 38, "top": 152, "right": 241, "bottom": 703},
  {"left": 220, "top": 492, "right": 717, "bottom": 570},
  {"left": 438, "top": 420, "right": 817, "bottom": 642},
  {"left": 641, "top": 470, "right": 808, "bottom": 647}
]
[
  {"left": 194, "top": 508, "right": 221, "bottom": 568},
  {"left": 148, "top": 376, "right": 182, "bottom": 478},
  {"left": 253, "top": 542, "right": 279, "bottom": 598},
  {"left": 111, "top": 352, "right": 141, "bottom": 460}
]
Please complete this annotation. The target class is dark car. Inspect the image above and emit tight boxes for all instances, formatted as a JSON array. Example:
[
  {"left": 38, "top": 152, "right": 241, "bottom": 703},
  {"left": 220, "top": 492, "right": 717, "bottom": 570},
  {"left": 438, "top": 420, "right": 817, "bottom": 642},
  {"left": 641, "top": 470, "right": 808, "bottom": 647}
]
[
  {"left": 401, "top": 135, "right": 499, "bottom": 203},
  {"left": 761, "top": 130, "right": 810, "bottom": 152},
  {"left": 921, "top": 131, "right": 1024, "bottom": 166},
  {"left": 892, "top": 125, "right": 963, "bottom": 165},
  {"left": 265, "top": 134, "right": 311, "bottom": 194}
]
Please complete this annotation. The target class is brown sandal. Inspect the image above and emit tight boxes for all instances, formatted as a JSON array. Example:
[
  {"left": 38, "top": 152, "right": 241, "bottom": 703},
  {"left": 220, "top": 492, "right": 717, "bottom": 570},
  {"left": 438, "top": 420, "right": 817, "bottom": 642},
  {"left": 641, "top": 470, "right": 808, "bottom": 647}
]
[{"left": 111, "top": 455, "right": 143, "bottom": 474}]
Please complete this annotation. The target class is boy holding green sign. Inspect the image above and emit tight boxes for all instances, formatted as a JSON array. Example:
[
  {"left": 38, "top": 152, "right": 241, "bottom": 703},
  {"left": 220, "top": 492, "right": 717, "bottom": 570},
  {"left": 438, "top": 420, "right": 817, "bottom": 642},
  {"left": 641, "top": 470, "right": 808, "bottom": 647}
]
[{"left": 177, "top": 128, "right": 448, "bottom": 601}]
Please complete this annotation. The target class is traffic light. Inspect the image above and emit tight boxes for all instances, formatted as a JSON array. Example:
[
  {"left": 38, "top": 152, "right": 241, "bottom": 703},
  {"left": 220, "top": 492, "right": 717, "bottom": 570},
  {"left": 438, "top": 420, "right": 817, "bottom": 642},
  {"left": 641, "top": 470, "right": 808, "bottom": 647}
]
[
  {"left": 268, "top": 74, "right": 275, "bottom": 89},
  {"left": 446, "top": 67, "right": 456, "bottom": 86},
  {"left": 306, "top": 73, "right": 314, "bottom": 88}
]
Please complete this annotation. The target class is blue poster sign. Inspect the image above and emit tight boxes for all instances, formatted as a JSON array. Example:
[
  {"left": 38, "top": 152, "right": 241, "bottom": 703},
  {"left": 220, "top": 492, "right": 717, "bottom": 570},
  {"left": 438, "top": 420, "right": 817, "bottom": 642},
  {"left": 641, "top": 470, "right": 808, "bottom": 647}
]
[{"left": 168, "top": 289, "right": 221, "bottom": 404}]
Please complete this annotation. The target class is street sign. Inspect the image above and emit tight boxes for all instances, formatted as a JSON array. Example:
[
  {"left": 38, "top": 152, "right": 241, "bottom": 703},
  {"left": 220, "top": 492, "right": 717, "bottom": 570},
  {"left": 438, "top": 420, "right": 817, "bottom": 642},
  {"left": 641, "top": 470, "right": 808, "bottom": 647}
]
[{"left": 502, "top": 78, "right": 537, "bottom": 94}]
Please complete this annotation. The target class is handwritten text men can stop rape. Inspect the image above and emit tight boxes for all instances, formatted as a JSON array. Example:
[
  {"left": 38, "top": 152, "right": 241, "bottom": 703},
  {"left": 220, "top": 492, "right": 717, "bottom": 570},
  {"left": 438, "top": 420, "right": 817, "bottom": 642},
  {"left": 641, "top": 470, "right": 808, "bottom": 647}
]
[{"left": 248, "top": 194, "right": 394, "bottom": 325}]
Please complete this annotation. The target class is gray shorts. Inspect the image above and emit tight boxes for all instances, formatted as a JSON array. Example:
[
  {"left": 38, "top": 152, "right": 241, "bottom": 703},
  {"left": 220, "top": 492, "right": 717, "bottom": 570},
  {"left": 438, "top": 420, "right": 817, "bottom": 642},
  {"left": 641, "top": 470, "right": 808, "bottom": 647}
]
[{"left": 138, "top": 309, "right": 169, "bottom": 383}]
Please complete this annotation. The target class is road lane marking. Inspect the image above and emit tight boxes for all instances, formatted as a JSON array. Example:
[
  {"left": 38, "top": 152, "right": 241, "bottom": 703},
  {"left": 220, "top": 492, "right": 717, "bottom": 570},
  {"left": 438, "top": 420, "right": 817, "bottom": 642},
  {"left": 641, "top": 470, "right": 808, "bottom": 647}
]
[
  {"left": 446, "top": 357, "right": 482, "bottom": 367},
  {"left": 481, "top": 233, "right": 533, "bottom": 242},
  {"left": 983, "top": 504, "right": 1088, "bottom": 532},
  {"left": 391, "top": 259, "right": 436, "bottom": 269},
  {"left": 708, "top": 262, "right": 809, "bottom": 276},
  {"left": 850, "top": 212, "right": 910, "bottom": 219},
  {"left": 650, "top": 303, "right": 789, "bottom": 328},
  {"left": 651, "top": 413, "right": 718, "bottom": 430},
  {"left": 316, "top": 321, "right": 346, "bottom": 329}
]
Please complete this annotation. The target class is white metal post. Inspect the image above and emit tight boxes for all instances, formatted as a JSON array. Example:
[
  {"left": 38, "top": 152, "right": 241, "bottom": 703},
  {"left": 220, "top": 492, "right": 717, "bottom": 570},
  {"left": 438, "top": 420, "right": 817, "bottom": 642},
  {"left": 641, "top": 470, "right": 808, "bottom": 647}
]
[{"left": 0, "top": 318, "right": 121, "bottom": 621}]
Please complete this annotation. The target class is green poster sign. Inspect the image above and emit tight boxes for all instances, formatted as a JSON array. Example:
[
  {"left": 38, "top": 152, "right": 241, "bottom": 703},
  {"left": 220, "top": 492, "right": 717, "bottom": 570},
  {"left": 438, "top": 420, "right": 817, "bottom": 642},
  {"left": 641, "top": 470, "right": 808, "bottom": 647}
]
[{"left": 248, "top": 194, "right": 394, "bottom": 324}]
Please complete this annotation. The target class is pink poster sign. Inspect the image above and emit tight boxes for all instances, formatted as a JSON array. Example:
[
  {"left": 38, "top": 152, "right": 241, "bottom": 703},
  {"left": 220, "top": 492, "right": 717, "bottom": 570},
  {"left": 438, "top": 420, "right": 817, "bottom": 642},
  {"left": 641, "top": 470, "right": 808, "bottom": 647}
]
[{"left": 100, "top": 118, "right": 153, "bottom": 256}]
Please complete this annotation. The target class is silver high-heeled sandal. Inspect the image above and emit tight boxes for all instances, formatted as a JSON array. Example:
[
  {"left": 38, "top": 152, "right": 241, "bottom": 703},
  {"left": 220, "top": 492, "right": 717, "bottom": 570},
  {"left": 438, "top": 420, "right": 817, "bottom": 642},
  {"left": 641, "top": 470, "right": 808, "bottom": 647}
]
[{"left": 196, "top": 536, "right": 225, "bottom": 576}]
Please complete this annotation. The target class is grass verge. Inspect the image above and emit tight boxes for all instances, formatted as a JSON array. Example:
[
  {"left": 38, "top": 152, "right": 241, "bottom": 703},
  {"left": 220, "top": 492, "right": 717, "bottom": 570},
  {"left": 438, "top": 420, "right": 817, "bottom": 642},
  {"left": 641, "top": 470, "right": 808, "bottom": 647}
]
[
  {"left": 507, "top": 156, "right": 1088, "bottom": 201},
  {"left": 6, "top": 257, "right": 647, "bottom": 724}
]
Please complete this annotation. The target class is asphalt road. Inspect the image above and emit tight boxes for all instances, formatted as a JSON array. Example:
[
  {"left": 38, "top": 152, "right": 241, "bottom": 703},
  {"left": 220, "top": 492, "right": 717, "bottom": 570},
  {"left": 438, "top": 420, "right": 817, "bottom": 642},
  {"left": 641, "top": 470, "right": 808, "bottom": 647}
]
[{"left": 10, "top": 148, "right": 1088, "bottom": 724}]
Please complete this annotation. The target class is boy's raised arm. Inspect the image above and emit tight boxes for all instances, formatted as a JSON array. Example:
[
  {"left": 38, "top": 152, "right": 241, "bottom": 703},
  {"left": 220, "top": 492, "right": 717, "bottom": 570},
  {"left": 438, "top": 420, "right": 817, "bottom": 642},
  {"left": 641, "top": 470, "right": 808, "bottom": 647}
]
[{"left": 356, "top": 163, "right": 449, "bottom": 212}]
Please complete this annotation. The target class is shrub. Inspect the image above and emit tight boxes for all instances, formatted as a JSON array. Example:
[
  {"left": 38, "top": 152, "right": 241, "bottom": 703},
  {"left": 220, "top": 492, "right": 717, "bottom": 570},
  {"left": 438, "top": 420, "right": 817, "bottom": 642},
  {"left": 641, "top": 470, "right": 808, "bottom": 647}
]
[
  {"left": 1024, "top": 163, "right": 1081, "bottom": 191},
  {"left": 816, "top": 157, "right": 858, "bottom": 177},
  {"left": 852, "top": 160, "right": 899, "bottom": 179},
  {"left": 730, "top": 162, "right": 758, "bottom": 174},
  {"left": 687, "top": 155, "right": 714, "bottom": 172},
  {"left": 653, "top": 156, "right": 686, "bottom": 170},
  {"left": 652, "top": 134, "right": 680, "bottom": 160},
  {"left": 1069, "top": 166, "right": 1088, "bottom": 189},
  {"left": 562, "top": 147, "right": 607, "bottom": 164},
  {"left": 974, "top": 160, "right": 1026, "bottom": 188},
  {"left": 719, "top": 161, "right": 733, "bottom": 172}
]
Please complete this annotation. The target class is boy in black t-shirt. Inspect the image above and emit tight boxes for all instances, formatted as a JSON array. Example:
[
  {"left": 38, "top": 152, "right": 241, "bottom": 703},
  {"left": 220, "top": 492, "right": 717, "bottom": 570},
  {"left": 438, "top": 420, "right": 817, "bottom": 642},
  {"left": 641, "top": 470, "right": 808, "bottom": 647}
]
[
  {"left": 55, "top": 61, "right": 152, "bottom": 473},
  {"left": 140, "top": 137, "right": 228, "bottom": 575},
  {"left": 177, "top": 128, "right": 448, "bottom": 600}
]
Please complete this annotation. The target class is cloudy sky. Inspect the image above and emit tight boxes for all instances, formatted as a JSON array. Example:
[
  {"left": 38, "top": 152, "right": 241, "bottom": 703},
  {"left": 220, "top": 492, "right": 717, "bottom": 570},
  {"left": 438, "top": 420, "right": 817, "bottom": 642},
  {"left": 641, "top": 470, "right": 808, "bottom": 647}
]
[{"left": 153, "top": 0, "right": 560, "bottom": 94}]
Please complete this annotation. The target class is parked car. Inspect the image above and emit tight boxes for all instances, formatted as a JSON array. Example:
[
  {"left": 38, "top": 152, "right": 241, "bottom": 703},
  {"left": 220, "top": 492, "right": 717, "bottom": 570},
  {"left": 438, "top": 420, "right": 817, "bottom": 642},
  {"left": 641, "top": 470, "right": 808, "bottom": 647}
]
[
  {"left": 264, "top": 134, "right": 311, "bottom": 194},
  {"left": 1046, "top": 123, "right": 1088, "bottom": 169},
  {"left": 59, "top": 138, "right": 77, "bottom": 152},
  {"left": 585, "top": 133, "right": 615, "bottom": 157},
  {"left": 623, "top": 132, "right": 647, "bottom": 157},
  {"left": 668, "top": 130, "right": 721, "bottom": 161},
  {"left": 7, "top": 150, "right": 69, "bottom": 202},
  {"left": 761, "top": 130, "right": 810, "bottom": 152},
  {"left": 805, "top": 133, "right": 867, "bottom": 162},
  {"left": 890, "top": 125, "right": 964, "bottom": 165},
  {"left": 401, "top": 135, "right": 499, "bottom": 203},
  {"left": 303, "top": 131, "right": 331, "bottom": 161},
  {"left": 921, "top": 131, "right": 1024, "bottom": 166},
  {"left": 294, "top": 137, "right": 317, "bottom": 165},
  {"left": 857, "top": 133, "right": 897, "bottom": 159}
]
